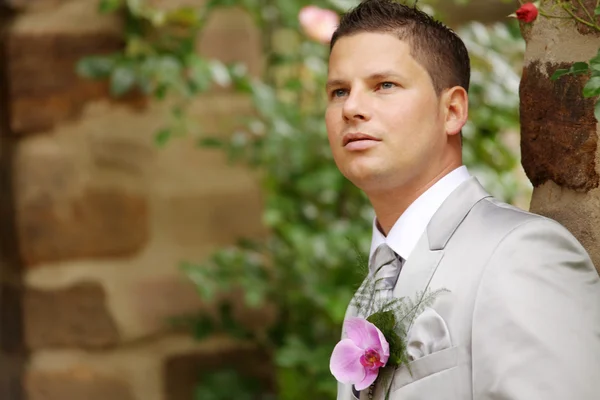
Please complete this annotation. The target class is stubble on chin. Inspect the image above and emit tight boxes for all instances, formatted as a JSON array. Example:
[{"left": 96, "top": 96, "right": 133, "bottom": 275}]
[{"left": 342, "top": 163, "right": 389, "bottom": 192}]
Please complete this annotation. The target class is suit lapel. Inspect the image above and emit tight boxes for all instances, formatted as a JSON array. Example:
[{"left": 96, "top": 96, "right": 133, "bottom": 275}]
[
  {"left": 392, "top": 177, "right": 492, "bottom": 306},
  {"left": 392, "top": 236, "right": 444, "bottom": 304}
]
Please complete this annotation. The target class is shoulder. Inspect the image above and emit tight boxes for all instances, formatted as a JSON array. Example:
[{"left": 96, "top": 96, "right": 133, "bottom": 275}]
[
  {"left": 472, "top": 197, "right": 597, "bottom": 278},
  {"left": 473, "top": 196, "right": 577, "bottom": 243},
  {"left": 463, "top": 195, "right": 595, "bottom": 271}
]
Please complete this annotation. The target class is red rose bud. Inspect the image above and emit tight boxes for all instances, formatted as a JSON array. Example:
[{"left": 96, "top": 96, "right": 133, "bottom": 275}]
[{"left": 516, "top": 3, "right": 538, "bottom": 23}]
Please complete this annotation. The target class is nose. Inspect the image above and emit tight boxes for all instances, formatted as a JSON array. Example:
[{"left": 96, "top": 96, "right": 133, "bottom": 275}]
[{"left": 342, "top": 91, "right": 371, "bottom": 123}]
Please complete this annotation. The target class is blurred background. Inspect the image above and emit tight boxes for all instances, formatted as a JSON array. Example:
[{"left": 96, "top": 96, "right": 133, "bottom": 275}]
[{"left": 0, "top": 0, "right": 529, "bottom": 399}]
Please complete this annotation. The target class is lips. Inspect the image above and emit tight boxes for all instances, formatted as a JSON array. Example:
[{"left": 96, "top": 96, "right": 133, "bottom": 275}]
[{"left": 342, "top": 132, "right": 381, "bottom": 146}]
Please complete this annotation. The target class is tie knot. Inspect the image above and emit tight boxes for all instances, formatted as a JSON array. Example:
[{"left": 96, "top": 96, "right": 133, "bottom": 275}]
[
  {"left": 370, "top": 243, "right": 398, "bottom": 271},
  {"left": 369, "top": 243, "right": 403, "bottom": 292}
]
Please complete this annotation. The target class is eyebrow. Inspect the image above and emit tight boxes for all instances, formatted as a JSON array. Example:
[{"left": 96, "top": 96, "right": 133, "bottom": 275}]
[
  {"left": 325, "top": 71, "right": 405, "bottom": 92},
  {"left": 325, "top": 79, "right": 347, "bottom": 92}
]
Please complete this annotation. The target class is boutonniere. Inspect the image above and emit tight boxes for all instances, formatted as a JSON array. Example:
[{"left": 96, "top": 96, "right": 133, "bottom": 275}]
[{"left": 330, "top": 271, "right": 447, "bottom": 399}]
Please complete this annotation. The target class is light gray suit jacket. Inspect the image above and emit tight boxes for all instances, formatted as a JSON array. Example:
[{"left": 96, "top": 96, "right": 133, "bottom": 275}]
[{"left": 338, "top": 177, "right": 600, "bottom": 400}]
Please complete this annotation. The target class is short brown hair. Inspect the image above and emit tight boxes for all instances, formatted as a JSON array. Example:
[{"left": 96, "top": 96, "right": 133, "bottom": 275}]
[{"left": 330, "top": 0, "right": 470, "bottom": 95}]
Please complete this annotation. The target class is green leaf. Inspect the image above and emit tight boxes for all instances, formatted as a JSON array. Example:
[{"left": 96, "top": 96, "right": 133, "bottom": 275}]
[
  {"left": 166, "top": 7, "right": 202, "bottom": 27},
  {"left": 188, "top": 55, "right": 212, "bottom": 92},
  {"left": 219, "top": 302, "right": 252, "bottom": 339},
  {"left": 154, "top": 84, "right": 168, "bottom": 100},
  {"left": 551, "top": 62, "right": 588, "bottom": 80},
  {"left": 284, "top": 78, "right": 303, "bottom": 91},
  {"left": 206, "top": 0, "right": 238, "bottom": 9},
  {"left": 366, "top": 310, "right": 396, "bottom": 333},
  {"left": 550, "top": 68, "right": 570, "bottom": 81},
  {"left": 195, "top": 370, "right": 262, "bottom": 400},
  {"left": 98, "top": 0, "right": 123, "bottom": 14},
  {"left": 571, "top": 62, "right": 589, "bottom": 75},
  {"left": 583, "top": 76, "right": 600, "bottom": 97},
  {"left": 244, "top": 288, "right": 264, "bottom": 308},
  {"left": 110, "top": 64, "right": 136, "bottom": 97},
  {"left": 198, "top": 137, "right": 224, "bottom": 148},
  {"left": 193, "top": 315, "right": 215, "bottom": 339},
  {"left": 590, "top": 51, "right": 600, "bottom": 73},
  {"left": 154, "top": 128, "right": 172, "bottom": 147},
  {"left": 590, "top": 60, "right": 600, "bottom": 73},
  {"left": 595, "top": 6, "right": 600, "bottom": 15},
  {"left": 76, "top": 56, "right": 115, "bottom": 79}
]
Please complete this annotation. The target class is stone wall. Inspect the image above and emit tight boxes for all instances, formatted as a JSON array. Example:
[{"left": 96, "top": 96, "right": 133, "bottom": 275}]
[{"left": 1, "top": 1, "right": 268, "bottom": 399}]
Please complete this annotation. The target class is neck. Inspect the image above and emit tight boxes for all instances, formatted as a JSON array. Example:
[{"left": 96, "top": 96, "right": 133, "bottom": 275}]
[{"left": 368, "top": 162, "right": 462, "bottom": 236}]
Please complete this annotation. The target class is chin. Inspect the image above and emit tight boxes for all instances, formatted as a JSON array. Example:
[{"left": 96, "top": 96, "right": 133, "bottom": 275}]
[
  {"left": 343, "top": 167, "right": 385, "bottom": 191},
  {"left": 345, "top": 165, "right": 412, "bottom": 193}
]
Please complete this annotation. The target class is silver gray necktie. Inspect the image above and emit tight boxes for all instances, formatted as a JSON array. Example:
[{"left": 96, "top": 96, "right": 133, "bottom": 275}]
[
  {"left": 352, "top": 243, "right": 403, "bottom": 399},
  {"left": 370, "top": 243, "right": 403, "bottom": 309}
]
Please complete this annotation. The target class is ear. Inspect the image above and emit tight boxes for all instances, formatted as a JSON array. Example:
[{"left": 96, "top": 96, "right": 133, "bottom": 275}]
[{"left": 442, "top": 86, "right": 468, "bottom": 136}]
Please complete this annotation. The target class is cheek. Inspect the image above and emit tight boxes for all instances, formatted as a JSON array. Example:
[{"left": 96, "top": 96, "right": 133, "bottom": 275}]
[
  {"left": 385, "top": 102, "right": 436, "bottom": 138},
  {"left": 325, "top": 108, "right": 341, "bottom": 140},
  {"left": 325, "top": 105, "right": 338, "bottom": 124}
]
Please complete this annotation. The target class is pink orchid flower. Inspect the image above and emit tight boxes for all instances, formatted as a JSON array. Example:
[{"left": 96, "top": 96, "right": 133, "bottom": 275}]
[
  {"left": 330, "top": 317, "right": 390, "bottom": 390},
  {"left": 298, "top": 5, "right": 339, "bottom": 44}
]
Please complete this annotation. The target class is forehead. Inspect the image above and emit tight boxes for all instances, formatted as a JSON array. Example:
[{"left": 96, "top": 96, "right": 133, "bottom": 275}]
[{"left": 328, "top": 32, "right": 424, "bottom": 78}]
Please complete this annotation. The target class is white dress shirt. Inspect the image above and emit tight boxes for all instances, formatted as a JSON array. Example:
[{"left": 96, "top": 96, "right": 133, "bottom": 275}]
[{"left": 369, "top": 166, "right": 471, "bottom": 261}]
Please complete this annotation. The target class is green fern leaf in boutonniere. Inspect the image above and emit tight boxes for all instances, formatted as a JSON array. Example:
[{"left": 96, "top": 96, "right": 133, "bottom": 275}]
[{"left": 331, "top": 247, "right": 449, "bottom": 398}]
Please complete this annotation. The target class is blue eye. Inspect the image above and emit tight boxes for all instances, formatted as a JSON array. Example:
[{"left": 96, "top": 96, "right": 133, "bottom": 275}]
[
  {"left": 332, "top": 89, "right": 348, "bottom": 98},
  {"left": 380, "top": 82, "right": 395, "bottom": 89}
]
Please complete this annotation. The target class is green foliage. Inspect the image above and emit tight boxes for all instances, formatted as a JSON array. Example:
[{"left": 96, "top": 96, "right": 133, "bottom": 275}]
[
  {"left": 76, "top": 0, "right": 227, "bottom": 144},
  {"left": 551, "top": 61, "right": 589, "bottom": 80},
  {"left": 99, "top": 0, "right": 123, "bottom": 14},
  {"left": 583, "top": 76, "right": 600, "bottom": 97},
  {"left": 80, "top": 1, "right": 527, "bottom": 398},
  {"left": 367, "top": 311, "right": 406, "bottom": 367},
  {"left": 195, "top": 370, "right": 275, "bottom": 400}
]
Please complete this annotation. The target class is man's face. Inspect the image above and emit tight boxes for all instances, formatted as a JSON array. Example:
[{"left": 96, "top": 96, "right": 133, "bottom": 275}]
[{"left": 325, "top": 32, "right": 449, "bottom": 193}]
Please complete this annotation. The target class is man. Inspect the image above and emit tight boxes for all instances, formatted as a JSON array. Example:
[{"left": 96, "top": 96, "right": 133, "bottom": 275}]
[{"left": 325, "top": 1, "right": 600, "bottom": 399}]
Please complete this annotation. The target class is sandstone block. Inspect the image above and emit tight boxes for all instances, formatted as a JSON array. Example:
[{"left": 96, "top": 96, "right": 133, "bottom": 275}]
[
  {"left": 25, "top": 368, "right": 134, "bottom": 400},
  {"left": 5, "top": 5, "right": 260, "bottom": 136},
  {"left": 156, "top": 189, "right": 265, "bottom": 248},
  {"left": 13, "top": 131, "right": 150, "bottom": 267},
  {"left": 17, "top": 185, "right": 149, "bottom": 267},
  {"left": 130, "top": 275, "right": 205, "bottom": 336},
  {"left": 520, "top": 60, "right": 599, "bottom": 192},
  {"left": 5, "top": 28, "right": 140, "bottom": 135},
  {"left": 24, "top": 281, "right": 120, "bottom": 349},
  {"left": 130, "top": 275, "right": 275, "bottom": 336}
]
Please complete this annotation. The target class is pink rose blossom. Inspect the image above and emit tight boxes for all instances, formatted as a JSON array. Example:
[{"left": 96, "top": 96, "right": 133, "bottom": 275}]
[
  {"left": 298, "top": 5, "right": 339, "bottom": 44},
  {"left": 330, "top": 317, "right": 390, "bottom": 390}
]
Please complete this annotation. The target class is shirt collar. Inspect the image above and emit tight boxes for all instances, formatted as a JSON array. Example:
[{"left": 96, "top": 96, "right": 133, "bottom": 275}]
[{"left": 369, "top": 166, "right": 471, "bottom": 261}]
